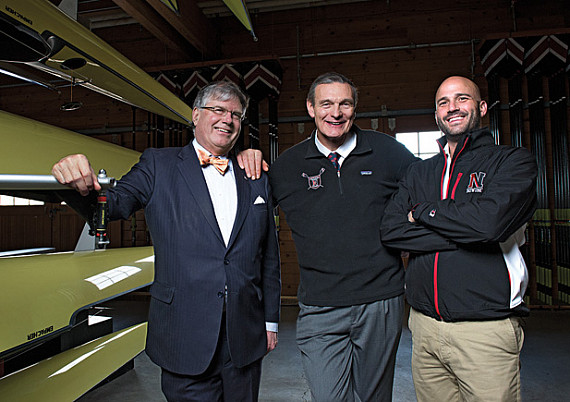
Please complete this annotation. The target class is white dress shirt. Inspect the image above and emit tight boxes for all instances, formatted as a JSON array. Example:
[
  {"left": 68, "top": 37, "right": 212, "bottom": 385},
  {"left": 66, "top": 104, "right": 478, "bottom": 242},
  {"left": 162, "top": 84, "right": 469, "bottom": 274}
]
[
  {"left": 193, "top": 140, "right": 237, "bottom": 246},
  {"left": 193, "top": 140, "right": 277, "bottom": 332}
]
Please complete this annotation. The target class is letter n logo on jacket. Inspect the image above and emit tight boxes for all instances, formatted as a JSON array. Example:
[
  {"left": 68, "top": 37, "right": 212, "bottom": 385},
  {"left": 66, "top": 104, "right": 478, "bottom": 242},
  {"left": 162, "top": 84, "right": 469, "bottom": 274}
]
[{"left": 466, "top": 172, "right": 486, "bottom": 193}]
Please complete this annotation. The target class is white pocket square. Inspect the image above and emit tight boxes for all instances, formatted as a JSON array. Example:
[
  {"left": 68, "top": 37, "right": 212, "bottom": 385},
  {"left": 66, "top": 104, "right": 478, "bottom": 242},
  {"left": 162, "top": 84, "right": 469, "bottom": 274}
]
[{"left": 253, "top": 196, "right": 266, "bottom": 204}]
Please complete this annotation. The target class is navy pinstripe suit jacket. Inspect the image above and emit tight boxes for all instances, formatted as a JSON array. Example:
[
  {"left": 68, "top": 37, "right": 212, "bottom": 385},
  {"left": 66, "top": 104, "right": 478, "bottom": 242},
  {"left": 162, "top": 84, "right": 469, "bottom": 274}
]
[{"left": 107, "top": 143, "right": 281, "bottom": 375}]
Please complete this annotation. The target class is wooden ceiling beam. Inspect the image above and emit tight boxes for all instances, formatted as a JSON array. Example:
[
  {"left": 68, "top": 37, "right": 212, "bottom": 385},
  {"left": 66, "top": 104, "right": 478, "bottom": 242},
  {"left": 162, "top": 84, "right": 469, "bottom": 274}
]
[
  {"left": 147, "top": 0, "right": 215, "bottom": 58},
  {"left": 112, "top": 0, "right": 213, "bottom": 59}
]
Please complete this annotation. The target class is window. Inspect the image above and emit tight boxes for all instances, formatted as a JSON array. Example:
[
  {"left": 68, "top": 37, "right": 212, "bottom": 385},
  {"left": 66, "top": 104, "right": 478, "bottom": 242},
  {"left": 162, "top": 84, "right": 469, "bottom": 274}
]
[
  {"left": 0, "top": 195, "right": 44, "bottom": 206},
  {"left": 396, "top": 131, "right": 442, "bottom": 160}
]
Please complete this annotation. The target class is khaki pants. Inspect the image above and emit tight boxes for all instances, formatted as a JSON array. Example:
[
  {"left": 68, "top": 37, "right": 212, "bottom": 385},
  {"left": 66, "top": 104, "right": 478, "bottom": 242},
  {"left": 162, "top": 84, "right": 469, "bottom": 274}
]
[{"left": 409, "top": 308, "right": 524, "bottom": 402}]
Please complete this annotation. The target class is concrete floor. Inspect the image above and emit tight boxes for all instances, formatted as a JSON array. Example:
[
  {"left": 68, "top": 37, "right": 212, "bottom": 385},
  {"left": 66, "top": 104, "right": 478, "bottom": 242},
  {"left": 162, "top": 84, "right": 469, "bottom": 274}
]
[{"left": 77, "top": 303, "right": 570, "bottom": 402}]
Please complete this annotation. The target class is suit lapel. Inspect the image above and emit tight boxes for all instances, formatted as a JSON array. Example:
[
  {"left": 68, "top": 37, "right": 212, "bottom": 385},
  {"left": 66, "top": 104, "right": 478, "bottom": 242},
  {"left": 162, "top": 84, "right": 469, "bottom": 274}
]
[
  {"left": 177, "top": 144, "right": 225, "bottom": 245},
  {"left": 227, "top": 156, "right": 250, "bottom": 250}
]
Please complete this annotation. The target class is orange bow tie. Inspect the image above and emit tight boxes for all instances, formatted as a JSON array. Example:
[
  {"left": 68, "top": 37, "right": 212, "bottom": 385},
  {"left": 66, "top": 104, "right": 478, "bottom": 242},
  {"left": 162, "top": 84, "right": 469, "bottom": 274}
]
[{"left": 197, "top": 149, "right": 229, "bottom": 175}]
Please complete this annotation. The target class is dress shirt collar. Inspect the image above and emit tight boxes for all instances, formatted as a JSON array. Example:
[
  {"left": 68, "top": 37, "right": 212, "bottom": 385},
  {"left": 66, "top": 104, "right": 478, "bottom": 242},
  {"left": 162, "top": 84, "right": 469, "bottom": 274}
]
[{"left": 314, "top": 130, "right": 357, "bottom": 160}]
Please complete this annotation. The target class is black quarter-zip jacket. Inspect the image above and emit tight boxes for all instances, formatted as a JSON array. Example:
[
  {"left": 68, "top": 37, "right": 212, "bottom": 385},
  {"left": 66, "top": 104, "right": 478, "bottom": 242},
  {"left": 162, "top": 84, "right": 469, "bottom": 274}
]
[
  {"left": 381, "top": 128, "right": 538, "bottom": 321},
  {"left": 270, "top": 126, "right": 418, "bottom": 306}
]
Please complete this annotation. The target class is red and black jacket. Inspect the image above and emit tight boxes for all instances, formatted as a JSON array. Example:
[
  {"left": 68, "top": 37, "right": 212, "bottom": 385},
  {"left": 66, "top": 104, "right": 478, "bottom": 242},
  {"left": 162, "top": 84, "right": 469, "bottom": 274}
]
[{"left": 381, "top": 128, "right": 537, "bottom": 321}]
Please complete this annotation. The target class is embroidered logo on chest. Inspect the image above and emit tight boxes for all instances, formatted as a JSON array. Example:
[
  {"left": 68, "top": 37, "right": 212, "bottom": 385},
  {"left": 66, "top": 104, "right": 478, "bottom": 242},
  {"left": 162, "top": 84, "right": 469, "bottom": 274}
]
[
  {"left": 302, "top": 168, "right": 326, "bottom": 190},
  {"left": 466, "top": 172, "right": 486, "bottom": 193}
]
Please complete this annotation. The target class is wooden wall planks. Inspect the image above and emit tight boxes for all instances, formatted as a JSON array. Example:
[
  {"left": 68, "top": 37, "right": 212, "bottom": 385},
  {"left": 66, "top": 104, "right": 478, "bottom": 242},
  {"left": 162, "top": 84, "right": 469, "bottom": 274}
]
[{"left": 1, "top": 0, "right": 568, "bottom": 296}]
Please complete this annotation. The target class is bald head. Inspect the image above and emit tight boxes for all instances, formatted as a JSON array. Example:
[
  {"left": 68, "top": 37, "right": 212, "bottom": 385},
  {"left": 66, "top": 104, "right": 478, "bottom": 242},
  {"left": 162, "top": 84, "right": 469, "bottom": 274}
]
[
  {"left": 435, "top": 76, "right": 482, "bottom": 108},
  {"left": 434, "top": 75, "right": 487, "bottom": 143}
]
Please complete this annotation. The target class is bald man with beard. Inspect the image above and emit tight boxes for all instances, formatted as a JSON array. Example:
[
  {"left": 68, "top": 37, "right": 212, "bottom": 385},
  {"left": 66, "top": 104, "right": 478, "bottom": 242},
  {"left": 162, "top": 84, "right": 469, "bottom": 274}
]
[{"left": 381, "top": 76, "right": 538, "bottom": 402}]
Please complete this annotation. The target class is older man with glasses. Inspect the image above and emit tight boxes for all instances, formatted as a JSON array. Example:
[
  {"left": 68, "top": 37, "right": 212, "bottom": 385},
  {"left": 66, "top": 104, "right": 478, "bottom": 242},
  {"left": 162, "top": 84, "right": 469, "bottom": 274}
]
[{"left": 52, "top": 81, "right": 281, "bottom": 401}]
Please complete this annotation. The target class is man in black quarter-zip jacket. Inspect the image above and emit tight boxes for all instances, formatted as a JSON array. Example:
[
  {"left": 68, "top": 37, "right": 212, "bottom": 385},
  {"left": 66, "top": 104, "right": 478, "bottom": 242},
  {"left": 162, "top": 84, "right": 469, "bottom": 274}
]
[
  {"left": 381, "top": 76, "right": 538, "bottom": 402},
  {"left": 239, "top": 72, "right": 418, "bottom": 402}
]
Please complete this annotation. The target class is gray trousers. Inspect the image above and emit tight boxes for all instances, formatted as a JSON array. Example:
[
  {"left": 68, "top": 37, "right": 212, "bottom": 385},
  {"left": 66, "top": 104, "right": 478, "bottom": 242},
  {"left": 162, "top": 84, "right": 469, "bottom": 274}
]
[{"left": 296, "top": 295, "right": 404, "bottom": 402}]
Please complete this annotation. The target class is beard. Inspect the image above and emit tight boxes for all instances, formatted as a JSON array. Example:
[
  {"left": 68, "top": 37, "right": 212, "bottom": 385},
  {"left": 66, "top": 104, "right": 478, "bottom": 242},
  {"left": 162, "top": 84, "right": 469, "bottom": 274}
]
[{"left": 436, "top": 107, "right": 482, "bottom": 141}]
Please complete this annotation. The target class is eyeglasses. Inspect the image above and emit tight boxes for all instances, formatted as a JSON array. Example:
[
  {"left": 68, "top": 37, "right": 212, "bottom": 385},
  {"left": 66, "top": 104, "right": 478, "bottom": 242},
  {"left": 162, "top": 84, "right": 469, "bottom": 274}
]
[{"left": 199, "top": 106, "right": 245, "bottom": 122}]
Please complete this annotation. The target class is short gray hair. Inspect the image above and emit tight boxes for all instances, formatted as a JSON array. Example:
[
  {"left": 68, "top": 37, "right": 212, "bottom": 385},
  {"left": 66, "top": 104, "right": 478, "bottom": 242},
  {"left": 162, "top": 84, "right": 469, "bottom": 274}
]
[
  {"left": 193, "top": 81, "right": 249, "bottom": 115},
  {"left": 307, "top": 72, "right": 358, "bottom": 107}
]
